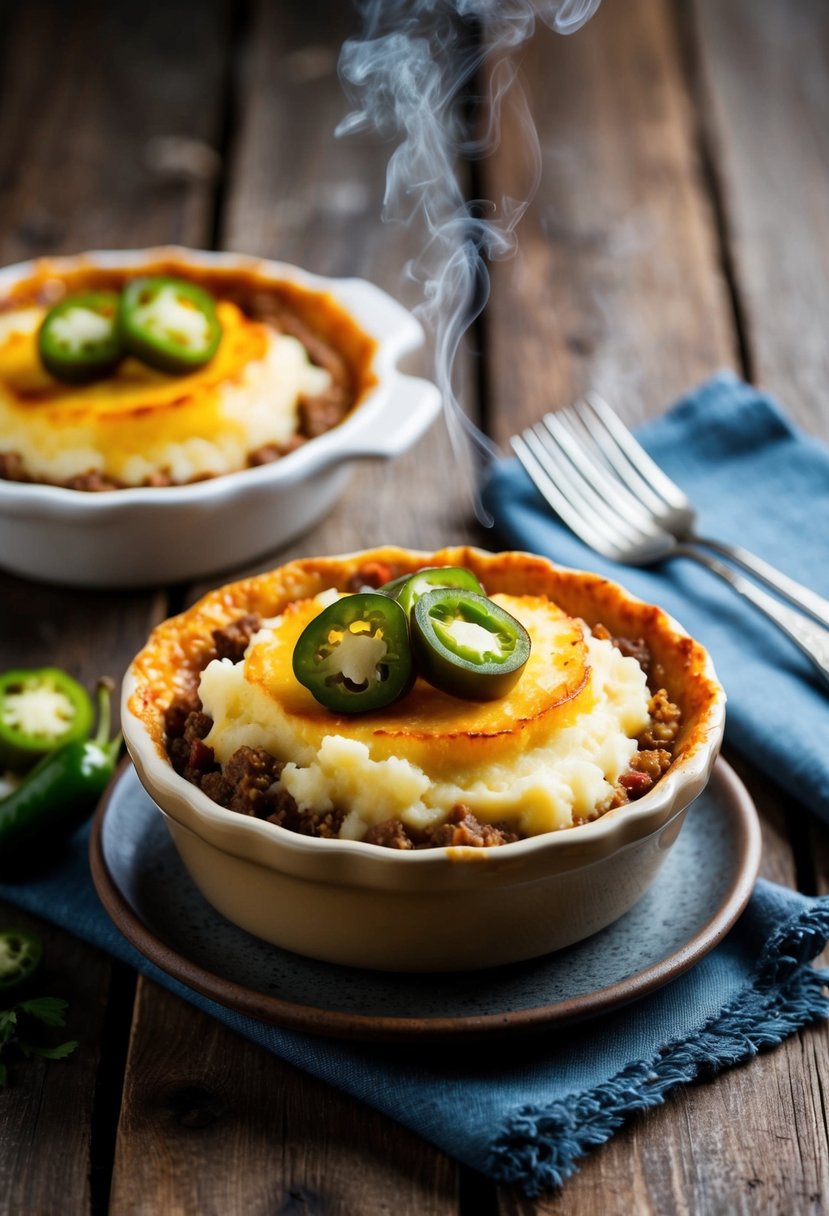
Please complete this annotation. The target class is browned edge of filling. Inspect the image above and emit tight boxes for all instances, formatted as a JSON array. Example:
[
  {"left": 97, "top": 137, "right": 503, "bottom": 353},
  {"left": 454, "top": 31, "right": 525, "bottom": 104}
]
[
  {"left": 161, "top": 561, "right": 683, "bottom": 851},
  {"left": 0, "top": 258, "right": 379, "bottom": 491}
]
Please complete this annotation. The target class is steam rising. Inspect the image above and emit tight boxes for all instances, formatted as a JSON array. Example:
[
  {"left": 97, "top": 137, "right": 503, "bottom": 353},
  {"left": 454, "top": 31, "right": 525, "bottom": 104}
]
[{"left": 338, "top": 0, "right": 601, "bottom": 486}]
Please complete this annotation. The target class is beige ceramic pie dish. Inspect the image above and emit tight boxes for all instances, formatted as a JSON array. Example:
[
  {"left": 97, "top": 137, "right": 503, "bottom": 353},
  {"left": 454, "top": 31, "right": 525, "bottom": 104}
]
[
  {"left": 0, "top": 249, "right": 440, "bottom": 588},
  {"left": 121, "top": 545, "right": 726, "bottom": 971}
]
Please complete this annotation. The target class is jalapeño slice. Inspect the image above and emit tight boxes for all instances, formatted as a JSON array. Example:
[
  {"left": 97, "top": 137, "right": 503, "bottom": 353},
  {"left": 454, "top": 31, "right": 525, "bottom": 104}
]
[
  {"left": 38, "top": 291, "right": 123, "bottom": 383},
  {"left": 376, "top": 572, "right": 412, "bottom": 599},
  {"left": 412, "top": 588, "right": 530, "bottom": 701},
  {"left": 0, "top": 929, "right": 43, "bottom": 991},
  {"left": 382, "top": 566, "right": 484, "bottom": 618},
  {"left": 119, "top": 276, "right": 222, "bottom": 374},
  {"left": 292, "top": 593, "right": 413, "bottom": 714},
  {"left": 0, "top": 681, "right": 121, "bottom": 867},
  {"left": 0, "top": 667, "right": 94, "bottom": 773}
]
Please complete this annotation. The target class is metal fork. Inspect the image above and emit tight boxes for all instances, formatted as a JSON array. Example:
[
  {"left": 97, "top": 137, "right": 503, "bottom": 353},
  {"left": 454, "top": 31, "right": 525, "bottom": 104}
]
[{"left": 511, "top": 394, "right": 829, "bottom": 689}]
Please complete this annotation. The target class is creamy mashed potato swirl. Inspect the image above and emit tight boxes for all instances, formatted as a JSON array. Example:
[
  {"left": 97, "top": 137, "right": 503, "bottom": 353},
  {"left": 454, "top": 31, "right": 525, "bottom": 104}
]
[
  {"left": 197, "top": 590, "right": 652, "bottom": 840},
  {"left": 0, "top": 304, "right": 331, "bottom": 485}
]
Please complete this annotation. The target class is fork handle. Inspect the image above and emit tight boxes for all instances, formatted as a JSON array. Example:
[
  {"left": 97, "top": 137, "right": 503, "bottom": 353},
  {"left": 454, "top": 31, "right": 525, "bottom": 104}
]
[
  {"left": 691, "top": 534, "right": 829, "bottom": 630},
  {"left": 676, "top": 544, "right": 829, "bottom": 690}
]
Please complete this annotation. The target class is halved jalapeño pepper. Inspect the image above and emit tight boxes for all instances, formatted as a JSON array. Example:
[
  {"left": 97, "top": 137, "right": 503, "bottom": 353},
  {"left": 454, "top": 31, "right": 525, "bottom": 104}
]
[
  {"left": 38, "top": 292, "right": 123, "bottom": 383},
  {"left": 119, "top": 276, "right": 222, "bottom": 374},
  {"left": 412, "top": 589, "right": 531, "bottom": 701},
  {"left": 0, "top": 680, "right": 121, "bottom": 868},
  {"left": 381, "top": 566, "right": 484, "bottom": 618},
  {"left": 292, "top": 593, "right": 413, "bottom": 713},
  {"left": 0, "top": 668, "right": 94, "bottom": 773}
]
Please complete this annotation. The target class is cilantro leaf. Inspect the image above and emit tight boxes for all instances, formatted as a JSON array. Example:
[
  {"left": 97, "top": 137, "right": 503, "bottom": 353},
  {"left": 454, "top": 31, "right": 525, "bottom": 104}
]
[
  {"left": 0, "top": 995, "right": 77, "bottom": 1088},
  {"left": 17, "top": 997, "right": 68, "bottom": 1027},
  {"left": 25, "top": 1040, "right": 78, "bottom": 1061}
]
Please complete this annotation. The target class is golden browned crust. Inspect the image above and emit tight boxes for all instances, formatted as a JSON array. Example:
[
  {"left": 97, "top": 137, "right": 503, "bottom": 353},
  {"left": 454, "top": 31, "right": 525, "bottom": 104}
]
[
  {"left": 0, "top": 257, "right": 380, "bottom": 490},
  {"left": 1, "top": 256, "right": 378, "bottom": 399},
  {"left": 128, "top": 546, "right": 724, "bottom": 773}
]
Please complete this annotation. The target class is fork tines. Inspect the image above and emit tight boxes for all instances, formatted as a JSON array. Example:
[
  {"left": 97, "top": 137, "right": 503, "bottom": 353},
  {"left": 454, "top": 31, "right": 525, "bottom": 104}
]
[{"left": 509, "top": 397, "right": 676, "bottom": 565}]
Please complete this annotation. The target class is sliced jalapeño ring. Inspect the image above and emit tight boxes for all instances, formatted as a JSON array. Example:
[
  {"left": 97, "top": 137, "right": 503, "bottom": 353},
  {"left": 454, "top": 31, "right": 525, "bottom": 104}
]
[
  {"left": 0, "top": 667, "right": 95, "bottom": 773},
  {"left": 38, "top": 291, "right": 123, "bottom": 383},
  {"left": 381, "top": 566, "right": 484, "bottom": 617},
  {"left": 411, "top": 588, "right": 531, "bottom": 701},
  {"left": 0, "top": 929, "right": 43, "bottom": 991},
  {"left": 119, "top": 276, "right": 222, "bottom": 374},
  {"left": 292, "top": 593, "right": 413, "bottom": 714}
]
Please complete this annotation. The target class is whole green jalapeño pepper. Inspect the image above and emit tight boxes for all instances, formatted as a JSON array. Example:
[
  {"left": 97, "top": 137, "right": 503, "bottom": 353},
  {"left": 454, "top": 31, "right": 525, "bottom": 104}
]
[
  {"left": 0, "top": 668, "right": 94, "bottom": 773},
  {"left": 0, "top": 930, "right": 43, "bottom": 991},
  {"left": 411, "top": 588, "right": 531, "bottom": 701},
  {"left": 119, "top": 276, "right": 222, "bottom": 374},
  {"left": 292, "top": 593, "right": 413, "bottom": 714},
  {"left": 381, "top": 566, "right": 484, "bottom": 618},
  {"left": 0, "top": 681, "right": 121, "bottom": 865},
  {"left": 38, "top": 292, "right": 123, "bottom": 383}
]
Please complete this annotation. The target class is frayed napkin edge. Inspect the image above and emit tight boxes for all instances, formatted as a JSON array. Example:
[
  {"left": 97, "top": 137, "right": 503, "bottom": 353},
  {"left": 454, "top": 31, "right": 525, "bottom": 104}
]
[{"left": 486, "top": 897, "right": 829, "bottom": 1196}]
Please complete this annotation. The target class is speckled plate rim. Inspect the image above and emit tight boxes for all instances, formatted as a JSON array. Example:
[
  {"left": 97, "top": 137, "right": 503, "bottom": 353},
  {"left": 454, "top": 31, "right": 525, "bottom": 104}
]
[{"left": 89, "top": 757, "right": 761, "bottom": 1041}]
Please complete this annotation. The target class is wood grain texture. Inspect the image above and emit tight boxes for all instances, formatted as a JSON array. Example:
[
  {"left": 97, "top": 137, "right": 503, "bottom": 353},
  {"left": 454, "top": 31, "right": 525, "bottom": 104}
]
[
  {"left": 0, "top": 2, "right": 231, "bottom": 1212},
  {"left": 0, "top": 575, "right": 166, "bottom": 731},
  {"left": 113, "top": 2, "right": 467, "bottom": 1211},
  {"left": 0, "top": 0, "right": 228, "bottom": 683},
  {"left": 0, "top": 906, "right": 111, "bottom": 1215},
  {"left": 691, "top": 0, "right": 829, "bottom": 435},
  {"left": 197, "top": 0, "right": 482, "bottom": 592},
  {"left": 688, "top": 2, "right": 829, "bottom": 1204},
  {"left": 221, "top": 0, "right": 383, "bottom": 278},
  {"left": 0, "top": 0, "right": 232, "bottom": 259},
  {"left": 110, "top": 981, "right": 458, "bottom": 1216},
  {"left": 0, "top": 571, "right": 165, "bottom": 1216},
  {"left": 477, "top": 0, "right": 824, "bottom": 1211},
  {"left": 0, "top": 0, "right": 826, "bottom": 1210},
  {"left": 481, "top": 0, "right": 737, "bottom": 445},
  {"left": 499, "top": 1051, "right": 829, "bottom": 1215}
]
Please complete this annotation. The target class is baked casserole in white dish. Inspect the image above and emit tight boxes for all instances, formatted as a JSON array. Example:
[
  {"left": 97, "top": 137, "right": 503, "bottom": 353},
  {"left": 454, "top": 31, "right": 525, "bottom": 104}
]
[
  {"left": 122, "top": 546, "right": 726, "bottom": 972},
  {"left": 0, "top": 249, "right": 440, "bottom": 587}
]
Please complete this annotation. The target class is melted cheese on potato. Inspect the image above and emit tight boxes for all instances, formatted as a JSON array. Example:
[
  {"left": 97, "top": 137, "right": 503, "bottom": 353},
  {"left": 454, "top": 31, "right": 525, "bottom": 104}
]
[
  {"left": 198, "top": 592, "right": 652, "bottom": 839},
  {"left": 0, "top": 301, "right": 331, "bottom": 484}
]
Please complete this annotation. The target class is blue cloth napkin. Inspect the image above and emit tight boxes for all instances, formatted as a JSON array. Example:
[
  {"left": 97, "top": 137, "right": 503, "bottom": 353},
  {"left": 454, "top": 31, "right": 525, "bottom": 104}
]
[
  {"left": 1, "top": 826, "right": 828, "bottom": 1194},
  {"left": 483, "top": 372, "right": 829, "bottom": 821}
]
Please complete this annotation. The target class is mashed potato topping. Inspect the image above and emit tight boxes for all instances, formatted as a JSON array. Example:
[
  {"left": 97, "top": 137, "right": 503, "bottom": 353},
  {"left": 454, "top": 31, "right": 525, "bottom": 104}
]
[
  {"left": 0, "top": 302, "right": 331, "bottom": 486},
  {"left": 197, "top": 590, "right": 652, "bottom": 840}
]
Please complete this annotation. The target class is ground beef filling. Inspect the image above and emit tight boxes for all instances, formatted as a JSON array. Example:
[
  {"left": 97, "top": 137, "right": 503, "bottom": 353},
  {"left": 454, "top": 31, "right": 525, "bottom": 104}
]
[
  {"left": 164, "top": 614, "right": 682, "bottom": 850},
  {"left": 0, "top": 291, "right": 354, "bottom": 492}
]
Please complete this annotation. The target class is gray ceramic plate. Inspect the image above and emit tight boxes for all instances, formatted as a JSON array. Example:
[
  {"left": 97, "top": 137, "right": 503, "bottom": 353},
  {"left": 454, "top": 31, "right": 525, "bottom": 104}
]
[{"left": 90, "top": 759, "right": 761, "bottom": 1041}]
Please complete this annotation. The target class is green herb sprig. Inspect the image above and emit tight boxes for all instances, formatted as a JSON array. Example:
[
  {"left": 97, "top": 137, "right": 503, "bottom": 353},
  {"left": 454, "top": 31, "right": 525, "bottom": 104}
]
[{"left": 0, "top": 995, "right": 77, "bottom": 1089}]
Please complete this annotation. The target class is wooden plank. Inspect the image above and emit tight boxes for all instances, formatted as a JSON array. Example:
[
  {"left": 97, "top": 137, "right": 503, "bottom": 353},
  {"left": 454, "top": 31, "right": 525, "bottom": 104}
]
[
  {"left": 0, "top": 582, "right": 164, "bottom": 1214},
  {"left": 111, "top": 982, "right": 458, "bottom": 1216},
  {"left": 113, "top": 1, "right": 466, "bottom": 1211},
  {"left": 221, "top": 0, "right": 385, "bottom": 276},
  {"left": 0, "top": 0, "right": 230, "bottom": 259},
  {"left": 476, "top": 0, "right": 819, "bottom": 1211},
  {"left": 0, "top": 2, "right": 232, "bottom": 1212},
  {"left": 0, "top": 576, "right": 166, "bottom": 719},
  {"left": 0, "top": 907, "right": 115, "bottom": 1215},
  {"left": 500, "top": 1052, "right": 829, "bottom": 1216},
  {"left": 0, "top": 576, "right": 162, "bottom": 1216},
  {"left": 482, "top": 0, "right": 737, "bottom": 446},
  {"left": 691, "top": 0, "right": 829, "bottom": 436},
  {"left": 687, "top": 0, "right": 829, "bottom": 1207},
  {"left": 219, "top": 0, "right": 481, "bottom": 567}
]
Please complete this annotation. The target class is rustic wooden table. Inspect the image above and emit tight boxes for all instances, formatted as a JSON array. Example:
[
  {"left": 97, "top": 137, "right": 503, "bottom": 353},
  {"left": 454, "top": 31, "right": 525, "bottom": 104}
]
[{"left": 1, "top": 1, "right": 828, "bottom": 1211}]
